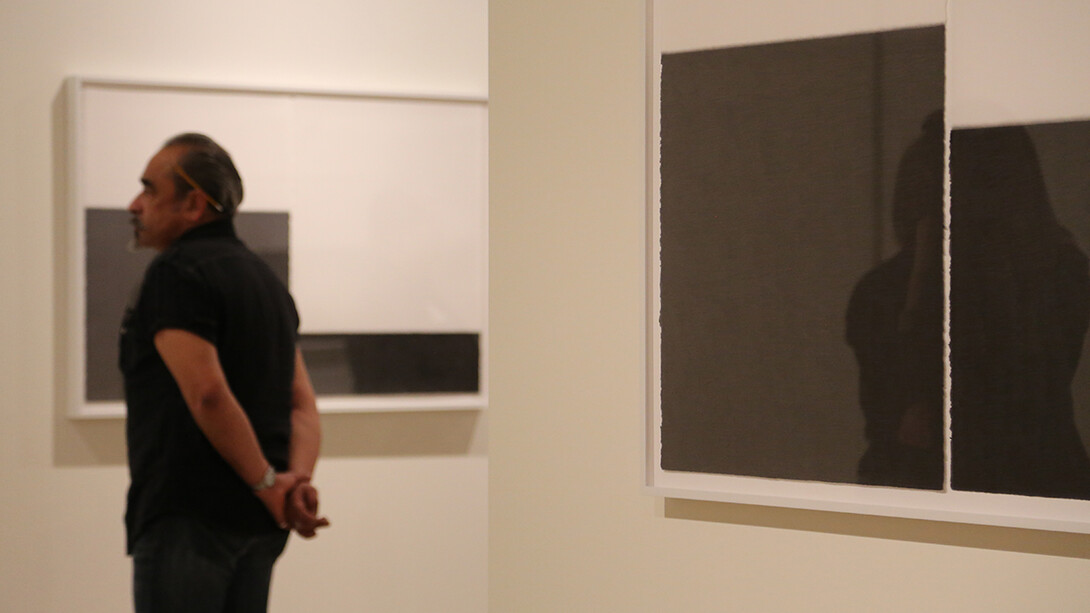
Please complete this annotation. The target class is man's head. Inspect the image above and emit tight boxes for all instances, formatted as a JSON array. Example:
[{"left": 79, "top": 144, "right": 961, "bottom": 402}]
[
  {"left": 164, "top": 133, "right": 244, "bottom": 216},
  {"left": 127, "top": 133, "right": 243, "bottom": 251},
  {"left": 892, "top": 111, "right": 943, "bottom": 249}
]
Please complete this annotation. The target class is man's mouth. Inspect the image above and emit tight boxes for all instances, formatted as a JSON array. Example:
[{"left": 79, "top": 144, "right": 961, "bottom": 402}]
[{"left": 127, "top": 218, "right": 145, "bottom": 252}]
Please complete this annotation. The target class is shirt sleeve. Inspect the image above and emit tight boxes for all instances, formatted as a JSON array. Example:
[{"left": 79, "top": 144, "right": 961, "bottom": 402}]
[{"left": 140, "top": 257, "right": 219, "bottom": 344}]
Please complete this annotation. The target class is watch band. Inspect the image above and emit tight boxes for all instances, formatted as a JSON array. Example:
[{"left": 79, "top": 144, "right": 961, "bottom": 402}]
[{"left": 252, "top": 465, "right": 276, "bottom": 491}]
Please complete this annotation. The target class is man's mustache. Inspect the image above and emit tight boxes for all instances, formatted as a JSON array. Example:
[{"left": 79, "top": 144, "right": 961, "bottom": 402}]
[{"left": 128, "top": 217, "right": 143, "bottom": 252}]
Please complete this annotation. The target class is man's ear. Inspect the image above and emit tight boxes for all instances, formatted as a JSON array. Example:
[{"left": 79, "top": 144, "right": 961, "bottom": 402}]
[{"left": 181, "top": 189, "right": 208, "bottom": 220}]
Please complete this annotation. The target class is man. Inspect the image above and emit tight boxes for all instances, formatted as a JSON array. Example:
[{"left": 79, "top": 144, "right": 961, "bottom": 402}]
[{"left": 121, "top": 133, "right": 329, "bottom": 613}]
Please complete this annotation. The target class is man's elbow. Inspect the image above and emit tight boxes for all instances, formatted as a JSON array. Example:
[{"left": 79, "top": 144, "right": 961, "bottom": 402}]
[{"left": 186, "top": 383, "right": 233, "bottom": 416}]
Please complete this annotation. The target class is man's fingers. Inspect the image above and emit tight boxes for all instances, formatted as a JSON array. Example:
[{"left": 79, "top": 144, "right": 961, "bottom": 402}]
[
  {"left": 303, "top": 485, "right": 320, "bottom": 513},
  {"left": 290, "top": 512, "right": 330, "bottom": 538},
  {"left": 284, "top": 482, "right": 329, "bottom": 537}
]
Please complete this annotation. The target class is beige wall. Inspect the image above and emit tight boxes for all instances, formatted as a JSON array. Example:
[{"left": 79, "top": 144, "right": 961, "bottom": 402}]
[
  {"left": 7, "top": 0, "right": 1090, "bottom": 611},
  {"left": 0, "top": 1, "right": 487, "bottom": 611},
  {"left": 488, "top": 1, "right": 1090, "bottom": 611}
]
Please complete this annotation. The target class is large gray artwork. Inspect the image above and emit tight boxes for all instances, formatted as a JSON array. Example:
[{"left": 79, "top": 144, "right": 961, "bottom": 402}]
[{"left": 658, "top": 26, "right": 945, "bottom": 485}]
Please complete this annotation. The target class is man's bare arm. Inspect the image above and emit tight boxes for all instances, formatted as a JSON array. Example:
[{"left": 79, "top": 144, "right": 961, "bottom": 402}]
[
  {"left": 289, "top": 348, "right": 321, "bottom": 479},
  {"left": 285, "top": 348, "right": 330, "bottom": 537}
]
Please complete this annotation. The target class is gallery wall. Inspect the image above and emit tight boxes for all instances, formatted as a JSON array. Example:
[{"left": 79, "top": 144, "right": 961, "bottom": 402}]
[
  {"left": 489, "top": 0, "right": 1090, "bottom": 611},
  {"left": 0, "top": 1, "right": 487, "bottom": 611}
]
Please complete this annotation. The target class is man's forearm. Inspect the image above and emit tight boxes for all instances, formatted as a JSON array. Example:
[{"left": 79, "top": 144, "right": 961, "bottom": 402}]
[
  {"left": 289, "top": 348, "right": 322, "bottom": 479},
  {"left": 189, "top": 386, "right": 272, "bottom": 487},
  {"left": 290, "top": 408, "right": 321, "bottom": 479}
]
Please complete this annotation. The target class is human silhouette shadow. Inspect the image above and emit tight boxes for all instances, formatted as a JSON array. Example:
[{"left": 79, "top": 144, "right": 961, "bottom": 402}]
[
  {"left": 950, "top": 124, "right": 1090, "bottom": 500},
  {"left": 846, "top": 113, "right": 945, "bottom": 490}
]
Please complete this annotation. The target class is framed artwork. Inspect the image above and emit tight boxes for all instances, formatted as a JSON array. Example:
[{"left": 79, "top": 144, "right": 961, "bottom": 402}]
[
  {"left": 646, "top": 1, "right": 1090, "bottom": 532},
  {"left": 64, "top": 77, "right": 488, "bottom": 418}
]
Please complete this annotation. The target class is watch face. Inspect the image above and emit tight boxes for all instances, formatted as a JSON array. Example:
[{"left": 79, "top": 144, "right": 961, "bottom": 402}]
[{"left": 255, "top": 466, "right": 275, "bottom": 490}]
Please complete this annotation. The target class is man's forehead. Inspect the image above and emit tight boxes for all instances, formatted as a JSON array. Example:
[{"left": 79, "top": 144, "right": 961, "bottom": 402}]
[
  {"left": 143, "top": 146, "right": 183, "bottom": 178},
  {"left": 150, "top": 145, "right": 185, "bottom": 165}
]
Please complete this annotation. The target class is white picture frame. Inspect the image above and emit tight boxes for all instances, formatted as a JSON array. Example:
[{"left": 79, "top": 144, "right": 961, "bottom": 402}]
[
  {"left": 645, "top": 0, "right": 1090, "bottom": 534},
  {"left": 64, "top": 77, "right": 488, "bottom": 418}
]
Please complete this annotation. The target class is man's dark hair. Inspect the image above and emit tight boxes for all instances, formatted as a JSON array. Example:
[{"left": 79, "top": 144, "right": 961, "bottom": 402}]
[{"left": 164, "top": 133, "right": 244, "bottom": 216}]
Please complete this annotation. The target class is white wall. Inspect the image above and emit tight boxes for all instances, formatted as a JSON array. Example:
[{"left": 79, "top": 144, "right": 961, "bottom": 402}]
[
  {"left": 0, "top": 1, "right": 487, "bottom": 612},
  {"left": 9, "top": 0, "right": 1090, "bottom": 610},
  {"left": 489, "top": 1, "right": 1090, "bottom": 611}
]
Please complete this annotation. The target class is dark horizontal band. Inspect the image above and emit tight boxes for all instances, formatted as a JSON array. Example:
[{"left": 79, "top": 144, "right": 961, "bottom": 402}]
[{"left": 299, "top": 333, "right": 480, "bottom": 395}]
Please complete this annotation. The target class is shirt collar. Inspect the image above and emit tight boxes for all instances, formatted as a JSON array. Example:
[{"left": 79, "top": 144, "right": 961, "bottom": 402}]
[{"left": 176, "top": 218, "right": 239, "bottom": 243}]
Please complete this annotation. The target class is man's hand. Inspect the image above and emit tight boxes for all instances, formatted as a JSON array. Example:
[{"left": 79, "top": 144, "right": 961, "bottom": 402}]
[
  {"left": 254, "top": 472, "right": 300, "bottom": 529},
  {"left": 286, "top": 481, "right": 331, "bottom": 538}
]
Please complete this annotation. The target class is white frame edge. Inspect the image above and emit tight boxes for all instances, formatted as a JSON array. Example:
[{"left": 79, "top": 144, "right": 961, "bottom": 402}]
[
  {"left": 642, "top": 3, "right": 1090, "bottom": 534},
  {"left": 64, "top": 76, "right": 489, "bottom": 420}
]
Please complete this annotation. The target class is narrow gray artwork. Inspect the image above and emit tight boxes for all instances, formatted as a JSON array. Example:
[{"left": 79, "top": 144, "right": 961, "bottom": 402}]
[
  {"left": 950, "top": 120, "right": 1090, "bottom": 500},
  {"left": 85, "top": 208, "right": 289, "bottom": 401}
]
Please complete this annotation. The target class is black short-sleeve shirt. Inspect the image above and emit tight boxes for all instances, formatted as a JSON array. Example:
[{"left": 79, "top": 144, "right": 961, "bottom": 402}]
[{"left": 121, "top": 219, "right": 299, "bottom": 552}]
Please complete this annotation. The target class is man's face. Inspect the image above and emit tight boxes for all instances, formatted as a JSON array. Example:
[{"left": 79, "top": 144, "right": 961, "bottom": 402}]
[{"left": 128, "top": 145, "right": 190, "bottom": 251}]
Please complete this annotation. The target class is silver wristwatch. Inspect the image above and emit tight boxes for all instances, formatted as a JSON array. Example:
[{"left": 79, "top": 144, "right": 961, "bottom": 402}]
[{"left": 252, "top": 465, "right": 276, "bottom": 491}]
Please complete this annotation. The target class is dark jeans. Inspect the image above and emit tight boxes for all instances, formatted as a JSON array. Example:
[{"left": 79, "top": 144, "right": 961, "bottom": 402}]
[{"left": 132, "top": 515, "right": 289, "bottom": 613}]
